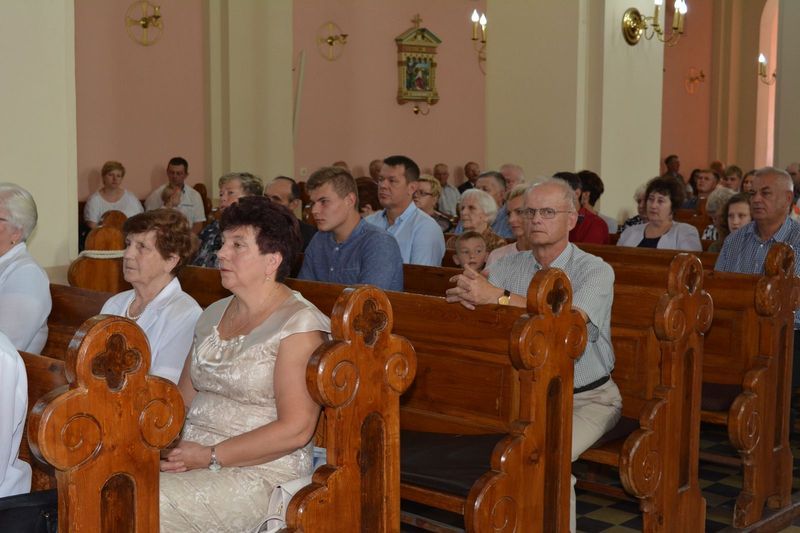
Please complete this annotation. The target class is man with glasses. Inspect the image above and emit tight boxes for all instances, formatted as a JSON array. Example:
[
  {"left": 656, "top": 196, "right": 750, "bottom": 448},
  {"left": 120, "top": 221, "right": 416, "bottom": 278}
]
[
  {"left": 446, "top": 178, "right": 621, "bottom": 532},
  {"left": 365, "top": 155, "right": 445, "bottom": 266}
]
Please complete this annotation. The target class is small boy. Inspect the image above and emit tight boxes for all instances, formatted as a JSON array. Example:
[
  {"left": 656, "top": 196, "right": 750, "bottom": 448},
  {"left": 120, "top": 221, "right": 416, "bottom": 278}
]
[{"left": 452, "top": 231, "right": 488, "bottom": 273}]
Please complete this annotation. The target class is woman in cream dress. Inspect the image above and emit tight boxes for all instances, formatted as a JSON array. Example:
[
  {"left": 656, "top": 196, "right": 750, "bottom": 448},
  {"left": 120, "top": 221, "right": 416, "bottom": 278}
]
[{"left": 160, "top": 196, "right": 330, "bottom": 532}]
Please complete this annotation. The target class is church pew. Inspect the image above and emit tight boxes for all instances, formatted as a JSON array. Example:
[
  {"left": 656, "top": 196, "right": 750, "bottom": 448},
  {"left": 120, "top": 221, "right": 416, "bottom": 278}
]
[
  {"left": 52, "top": 268, "right": 583, "bottom": 531},
  {"left": 578, "top": 241, "right": 799, "bottom": 527},
  {"left": 28, "top": 286, "right": 413, "bottom": 531},
  {"left": 578, "top": 242, "right": 718, "bottom": 270},
  {"left": 174, "top": 263, "right": 708, "bottom": 531}
]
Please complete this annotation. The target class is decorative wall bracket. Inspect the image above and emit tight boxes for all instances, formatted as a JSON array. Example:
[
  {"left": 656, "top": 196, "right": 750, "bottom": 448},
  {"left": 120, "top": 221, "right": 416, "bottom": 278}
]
[
  {"left": 125, "top": 0, "right": 163, "bottom": 46},
  {"left": 317, "top": 22, "right": 348, "bottom": 61}
]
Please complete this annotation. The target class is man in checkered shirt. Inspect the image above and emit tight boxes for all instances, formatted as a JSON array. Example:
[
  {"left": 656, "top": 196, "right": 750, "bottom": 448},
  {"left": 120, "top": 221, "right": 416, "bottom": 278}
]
[{"left": 446, "top": 177, "right": 621, "bottom": 532}]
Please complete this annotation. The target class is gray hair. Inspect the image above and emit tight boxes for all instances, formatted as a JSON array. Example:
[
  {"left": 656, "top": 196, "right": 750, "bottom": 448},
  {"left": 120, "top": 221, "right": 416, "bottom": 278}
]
[
  {"left": 633, "top": 183, "right": 648, "bottom": 202},
  {"left": 0, "top": 183, "right": 38, "bottom": 241},
  {"left": 506, "top": 183, "right": 529, "bottom": 203},
  {"left": 461, "top": 188, "right": 499, "bottom": 223},
  {"left": 755, "top": 166, "right": 793, "bottom": 192},
  {"left": 530, "top": 178, "right": 580, "bottom": 210},
  {"left": 219, "top": 172, "right": 264, "bottom": 197},
  {"left": 706, "top": 186, "right": 736, "bottom": 217}
]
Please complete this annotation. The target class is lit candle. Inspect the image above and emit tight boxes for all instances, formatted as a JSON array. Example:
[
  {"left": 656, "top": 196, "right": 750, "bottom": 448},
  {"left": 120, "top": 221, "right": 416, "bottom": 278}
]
[
  {"left": 678, "top": 0, "right": 687, "bottom": 32},
  {"left": 471, "top": 9, "right": 479, "bottom": 40},
  {"left": 479, "top": 13, "right": 487, "bottom": 43},
  {"left": 654, "top": 0, "right": 663, "bottom": 30},
  {"left": 672, "top": 0, "right": 681, "bottom": 30},
  {"left": 758, "top": 53, "right": 767, "bottom": 77}
]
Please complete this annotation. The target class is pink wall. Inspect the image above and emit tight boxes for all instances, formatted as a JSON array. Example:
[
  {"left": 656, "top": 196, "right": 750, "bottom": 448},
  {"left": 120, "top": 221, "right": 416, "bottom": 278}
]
[
  {"left": 660, "top": 0, "right": 714, "bottom": 174},
  {"left": 293, "top": 0, "right": 486, "bottom": 184},
  {"left": 75, "top": 0, "right": 207, "bottom": 200}
]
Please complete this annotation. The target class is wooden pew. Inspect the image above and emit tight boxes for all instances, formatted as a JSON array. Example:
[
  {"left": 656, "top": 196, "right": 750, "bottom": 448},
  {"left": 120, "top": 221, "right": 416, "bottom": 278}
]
[
  {"left": 41, "top": 284, "right": 113, "bottom": 359},
  {"left": 28, "top": 286, "right": 414, "bottom": 531},
  {"left": 54, "top": 267, "right": 584, "bottom": 530},
  {"left": 28, "top": 315, "right": 185, "bottom": 531},
  {"left": 578, "top": 242, "right": 718, "bottom": 270},
  {"left": 577, "top": 241, "right": 799, "bottom": 527}
]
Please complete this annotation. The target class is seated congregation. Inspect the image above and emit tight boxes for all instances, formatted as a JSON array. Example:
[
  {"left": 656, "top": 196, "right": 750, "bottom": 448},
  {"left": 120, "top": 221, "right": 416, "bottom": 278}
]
[{"left": 3, "top": 153, "right": 800, "bottom": 532}]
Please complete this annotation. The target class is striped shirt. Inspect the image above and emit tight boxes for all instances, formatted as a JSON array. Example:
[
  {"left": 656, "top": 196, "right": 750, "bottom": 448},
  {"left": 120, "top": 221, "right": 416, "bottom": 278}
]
[{"left": 488, "top": 243, "right": 615, "bottom": 388}]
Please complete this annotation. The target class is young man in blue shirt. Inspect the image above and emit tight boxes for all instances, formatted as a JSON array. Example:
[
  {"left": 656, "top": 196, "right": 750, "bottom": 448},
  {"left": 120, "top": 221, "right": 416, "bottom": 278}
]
[{"left": 298, "top": 166, "right": 403, "bottom": 291}]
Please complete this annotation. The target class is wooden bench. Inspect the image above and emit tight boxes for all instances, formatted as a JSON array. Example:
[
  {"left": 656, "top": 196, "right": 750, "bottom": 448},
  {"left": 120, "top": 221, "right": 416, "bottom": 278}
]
[
  {"left": 577, "top": 241, "right": 799, "bottom": 527},
  {"left": 25, "top": 285, "right": 414, "bottom": 531},
  {"left": 55, "top": 266, "right": 584, "bottom": 530}
]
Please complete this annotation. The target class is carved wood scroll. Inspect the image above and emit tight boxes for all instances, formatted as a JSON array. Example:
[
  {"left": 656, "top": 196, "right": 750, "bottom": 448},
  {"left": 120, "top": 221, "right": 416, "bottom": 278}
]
[
  {"left": 28, "top": 315, "right": 185, "bottom": 533},
  {"left": 283, "top": 286, "right": 416, "bottom": 532}
]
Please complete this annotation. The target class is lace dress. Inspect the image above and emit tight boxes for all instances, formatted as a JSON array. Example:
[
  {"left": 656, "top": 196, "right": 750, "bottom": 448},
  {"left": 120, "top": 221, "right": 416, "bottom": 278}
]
[{"left": 159, "top": 291, "right": 330, "bottom": 532}]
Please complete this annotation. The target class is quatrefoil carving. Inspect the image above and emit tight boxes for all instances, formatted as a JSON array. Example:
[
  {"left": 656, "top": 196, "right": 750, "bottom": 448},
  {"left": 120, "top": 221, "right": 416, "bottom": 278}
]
[
  {"left": 546, "top": 278, "right": 568, "bottom": 314},
  {"left": 353, "top": 298, "right": 388, "bottom": 346},
  {"left": 91, "top": 333, "right": 141, "bottom": 391}
]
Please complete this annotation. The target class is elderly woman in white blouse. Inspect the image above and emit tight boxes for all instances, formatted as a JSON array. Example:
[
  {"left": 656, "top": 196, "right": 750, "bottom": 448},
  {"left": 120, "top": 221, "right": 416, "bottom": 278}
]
[
  {"left": 100, "top": 209, "right": 201, "bottom": 384},
  {"left": 0, "top": 183, "right": 51, "bottom": 354},
  {"left": 0, "top": 331, "right": 31, "bottom": 498}
]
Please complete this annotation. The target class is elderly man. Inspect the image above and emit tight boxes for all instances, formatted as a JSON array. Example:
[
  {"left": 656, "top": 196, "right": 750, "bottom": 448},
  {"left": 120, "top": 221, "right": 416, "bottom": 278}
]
[
  {"left": 716, "top": 167, "right": 800, "bottom": 431},
  {"left": 299, "top": 166, "right": 403, "bottom": 290},
  {"left": 433, "top": 163, "right": 460, "bottom": 217},
  {"left": 144, "top": 157, "right": 206, "bottom": 233},
  {"left": 365, "top": 155, "right": 445, "bottom": 266},
  {"left": 458, "top": 161, "right": 481, "bottom": 193},
  {"left": 265, "top": 176, "right": 316, "bottom": 249},
  {"left": 500, "top": 163, "right": 525, "bottom": 191},
  {"left": 446, "top": 178, "right": 621, "bottom": 531}
]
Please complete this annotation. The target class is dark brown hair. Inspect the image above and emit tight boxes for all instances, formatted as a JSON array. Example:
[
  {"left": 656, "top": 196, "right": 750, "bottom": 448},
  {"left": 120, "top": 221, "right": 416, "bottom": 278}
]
[
  {"left": 645, "top": 176, "right": 685, "bottom": 213},
  {"left": 221, "top": 196, "right": 301, "bottom": 282}
]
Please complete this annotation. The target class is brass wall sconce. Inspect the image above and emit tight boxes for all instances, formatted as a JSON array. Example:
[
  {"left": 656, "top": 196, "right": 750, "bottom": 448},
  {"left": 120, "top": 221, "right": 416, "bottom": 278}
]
[
  {"left": 469, "top": 9, "right": 487, "bottom": 74},
  {"left": 412, "top": 103, "right": 431, "bottom": 116},
  {"left": 317, "top": 22, "right": 348, "bottom": 61},
  {"left": 622, "top": 0, "right": 687, "bottom": 47},
  {"left": 125, "top": 0, "right": 163, "bottom": 46},
  {"left": 684, "top": 68, "right": 705, "bottom": 94},
  {"left": 758, "top": 54, "right": 777, "bottom": 86}
]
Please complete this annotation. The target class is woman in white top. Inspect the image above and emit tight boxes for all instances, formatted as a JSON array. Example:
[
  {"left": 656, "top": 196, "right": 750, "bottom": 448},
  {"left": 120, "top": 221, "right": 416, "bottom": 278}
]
[
  {"left": 84, "top": 161, "right": 143, "bottom": 229},
  {"left": 617, "top": 176, "right": 702, "bottom": 251},
  {"left": 0, "top": 331, "right": 31, "bottom": 498},
  {"left": 0, "top": 183, "right": 51, "bottom": 353},
  {"left": 485, "top": 184, "right": 531, "bottom": 269},
  {"left": 101, "top": 209, "right": 201, "bottom": 384}
]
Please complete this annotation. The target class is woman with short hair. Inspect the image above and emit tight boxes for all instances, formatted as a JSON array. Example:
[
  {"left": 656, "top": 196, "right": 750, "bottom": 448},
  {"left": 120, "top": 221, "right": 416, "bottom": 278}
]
[
  {"left": 100, "top": 209, "right": 201, "bottom": 383},
  {"left": 413, "top": 174, "right": 453, "bottom": 232},
  {"left": 84, "top": 161, "right": 144, "bottom": 229},
  {"left": 193, "top": 172, "right": 264, "bottom": 268},
  {"left": 618, "top": 177, "right": 702, "bottom": 251},
  {"left": 446, "top": 188, "right": 506, "bottom": 253},
  {"left": 160, "top": 196, "right": 330, "bottom": 532},
  {"left": 0, "top": 183, "right": 51, "bottom": 353}
]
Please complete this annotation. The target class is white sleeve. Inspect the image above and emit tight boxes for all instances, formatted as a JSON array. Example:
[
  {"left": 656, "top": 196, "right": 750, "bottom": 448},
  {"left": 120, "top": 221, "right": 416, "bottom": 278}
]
[
  {"left": 0, "top": 264, "right": 51, "bottom": 353},
  {"left": 84, "top": 193, "right": 103, "bottom": 224},
  {"left": 144, "top": 188, "right": 163, "bottom": 211},
  {"left": 190, "top": 189, "right": 207, "bottom": 223},
  {"left": 0, "top": 337, "right": 30, "bottom": 496},
  {"left": 146, "top": 301, "right": 201, "bottom": 383}
]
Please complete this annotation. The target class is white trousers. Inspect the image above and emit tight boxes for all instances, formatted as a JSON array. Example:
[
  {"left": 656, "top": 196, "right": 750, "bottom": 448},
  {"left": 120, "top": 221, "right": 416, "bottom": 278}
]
[{"left": 569, "top": 378, "right": 623, "bottom": 532}]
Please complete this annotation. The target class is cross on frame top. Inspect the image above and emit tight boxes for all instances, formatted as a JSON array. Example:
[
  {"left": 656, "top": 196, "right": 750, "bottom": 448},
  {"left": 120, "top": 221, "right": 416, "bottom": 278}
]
[{"left": 411, "top": 13, "right": 422, "bottom": 28}]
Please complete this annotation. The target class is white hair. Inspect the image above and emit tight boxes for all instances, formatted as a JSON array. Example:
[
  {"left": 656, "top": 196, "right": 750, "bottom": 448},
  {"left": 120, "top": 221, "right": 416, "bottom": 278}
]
[
  {"left": 706, "top": 186, "right": 736, "bottom": 216},
  {"left": 461, "top": 188, "right": 499, "bottom": 223},
  {"left": 755, "top": 166, "right": 793, "bottom": 193},
  {"left": 0, "top": 183, "right": 38, "bottom": 240}
]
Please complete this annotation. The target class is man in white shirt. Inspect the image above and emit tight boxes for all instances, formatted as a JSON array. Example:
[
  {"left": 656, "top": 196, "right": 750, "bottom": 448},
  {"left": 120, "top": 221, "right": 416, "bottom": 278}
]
[
  {"left": 433, "top": 163, "right": 460, "bottom": 217},
  {"left": 144, "top": 157, "right": 206, "bottom": 233},
  {"left": 365, "top": 155, "right": 445, "bottom": 266}
]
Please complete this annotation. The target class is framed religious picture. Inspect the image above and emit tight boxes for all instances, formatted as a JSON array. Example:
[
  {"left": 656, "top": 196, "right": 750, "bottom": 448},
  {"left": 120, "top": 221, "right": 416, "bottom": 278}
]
[{"left": 395, "top": 15, "right": 441, "bottom": 105}]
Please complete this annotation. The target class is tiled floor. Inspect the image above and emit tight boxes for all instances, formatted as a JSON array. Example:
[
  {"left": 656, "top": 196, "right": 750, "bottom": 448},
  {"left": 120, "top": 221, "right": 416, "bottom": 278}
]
[{"left": 573, "top": 423, "right": 800, "bottom": 532}]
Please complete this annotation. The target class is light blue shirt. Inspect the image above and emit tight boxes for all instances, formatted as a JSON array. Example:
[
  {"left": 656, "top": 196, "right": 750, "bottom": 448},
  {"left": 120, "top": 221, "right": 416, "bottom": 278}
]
[
  {"left": 715, "top": 216, "right": 800, "bottom": 327},
  {"left": 365, "top": 202, "right": 445, "bottom": 266}
]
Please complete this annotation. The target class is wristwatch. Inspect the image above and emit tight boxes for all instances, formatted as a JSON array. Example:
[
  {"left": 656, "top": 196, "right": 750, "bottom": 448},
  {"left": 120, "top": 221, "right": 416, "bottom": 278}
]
[
  {"left": 208, "top": 447, "right": 222, "bottom": 472},
  {"left": 497, "top": 289, "right": 511, "bottom": 306}
]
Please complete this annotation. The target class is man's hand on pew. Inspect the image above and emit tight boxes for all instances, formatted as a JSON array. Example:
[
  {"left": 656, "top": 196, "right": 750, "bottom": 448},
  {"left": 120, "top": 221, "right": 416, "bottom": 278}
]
[
  {"left": 160, "top": 440, "right": 213, "bottom": 473},
  {"left": 446, "top": 266, "right": 524, "bottom": 309}
]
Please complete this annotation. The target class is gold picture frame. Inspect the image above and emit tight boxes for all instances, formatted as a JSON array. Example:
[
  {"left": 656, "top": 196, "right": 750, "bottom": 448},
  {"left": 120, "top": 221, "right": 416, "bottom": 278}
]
[{"left": 396, "top": 16, "right": 441, "bottom": 105}]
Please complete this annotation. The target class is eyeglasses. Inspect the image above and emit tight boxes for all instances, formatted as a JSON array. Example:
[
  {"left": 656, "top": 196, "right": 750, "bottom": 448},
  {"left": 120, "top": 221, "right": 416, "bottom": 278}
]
[
  {"left": 413, "top": 191, "right": 434, "bottom": 199},
  {"left": 513, "top": 208, "right": 573, "bottom": 220}
]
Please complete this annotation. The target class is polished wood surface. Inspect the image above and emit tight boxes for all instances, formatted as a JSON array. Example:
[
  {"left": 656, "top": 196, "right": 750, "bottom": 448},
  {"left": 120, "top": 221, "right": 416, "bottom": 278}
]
[{"left": 28, "top": 316, "right": 185, "bottom": 532}]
